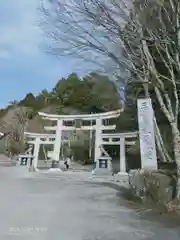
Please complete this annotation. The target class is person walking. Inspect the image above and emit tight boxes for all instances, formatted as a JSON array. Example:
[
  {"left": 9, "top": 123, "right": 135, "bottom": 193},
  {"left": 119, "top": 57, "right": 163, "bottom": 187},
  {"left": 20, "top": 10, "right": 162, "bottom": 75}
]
[
  {"left": 64, "top": 146, "right": 72, "bottom": 170},
  {"left": 64, "top": 158, "right": 69, "bottom": 170}
]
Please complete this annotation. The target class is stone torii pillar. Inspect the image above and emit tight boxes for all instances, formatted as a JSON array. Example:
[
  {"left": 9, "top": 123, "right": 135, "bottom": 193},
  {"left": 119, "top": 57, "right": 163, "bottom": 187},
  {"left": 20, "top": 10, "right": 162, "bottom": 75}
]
[
  {"left": 33, "top": 138, "right": 40, "bottom": 170},
  {"left": 94, "top": 118, "right": 102, "bottom": 163},
  {"left": 53, "top": 119, "right": 63, "bottom": 162},
  {"left": 119, "top": 136, "right": 126, "bottom": 174}
]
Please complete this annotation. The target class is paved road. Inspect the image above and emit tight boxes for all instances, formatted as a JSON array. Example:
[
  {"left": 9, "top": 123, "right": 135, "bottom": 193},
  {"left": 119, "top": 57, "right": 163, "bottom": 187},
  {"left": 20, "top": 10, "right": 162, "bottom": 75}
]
[{"left": 0, "top": 167, "right": 180, "bottom": 240}]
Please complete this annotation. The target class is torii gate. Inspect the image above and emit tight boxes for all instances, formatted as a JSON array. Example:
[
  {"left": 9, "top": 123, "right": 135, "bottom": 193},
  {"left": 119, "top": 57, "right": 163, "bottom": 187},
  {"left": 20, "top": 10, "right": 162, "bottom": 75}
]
[
  {"left": 38, "top": 109, "right": 121, "bottom": 164},
  {"left": 22, "top": 101, "right": 158, "bottom": 173},
  {"left": 24, "top": 132, "right": 70, "bottom": 169},
  {"left": 23, "top": 110, "right": 121, "bottom": 171},
  {"left": 100, "top": 131, "right": 138, "bottom": 174}
]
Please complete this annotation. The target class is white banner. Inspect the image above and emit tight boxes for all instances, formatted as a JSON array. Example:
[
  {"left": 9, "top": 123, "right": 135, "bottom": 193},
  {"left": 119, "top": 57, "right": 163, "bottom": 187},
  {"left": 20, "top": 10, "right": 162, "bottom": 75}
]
[{"left": 137, "top": 98, "right": 157, "bottom": 169}]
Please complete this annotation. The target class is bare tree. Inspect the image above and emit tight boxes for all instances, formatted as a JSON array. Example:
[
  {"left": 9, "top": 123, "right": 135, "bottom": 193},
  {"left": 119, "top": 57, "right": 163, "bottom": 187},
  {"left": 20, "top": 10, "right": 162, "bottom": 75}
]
[
  {"left": 127, "top": 0, "right": 180, "bottom": 198},
  {"left": 40, "top": 0, "right": 130, "bottom": 87},
  {"left": 40, "top": 0, "right": 171, "bottom": 160},
  {"left": 41, "top": 0, "right": 180, "bottom": 198},
  {"left": 0, "top": 107, "right": 32, "bottom": 157}
]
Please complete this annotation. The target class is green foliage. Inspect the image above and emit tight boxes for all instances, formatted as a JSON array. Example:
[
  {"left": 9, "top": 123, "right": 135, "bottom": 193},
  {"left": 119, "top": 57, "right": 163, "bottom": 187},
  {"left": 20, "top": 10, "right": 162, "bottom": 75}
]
[
  {"left": 0, "top": 72, "right": 138, "bottom": 133},
  {"left": 19, "top": 93, "right": 37, "bottom": 107},
  {"left": 39, "top": 73, "right": 120, "bottom": 112}
]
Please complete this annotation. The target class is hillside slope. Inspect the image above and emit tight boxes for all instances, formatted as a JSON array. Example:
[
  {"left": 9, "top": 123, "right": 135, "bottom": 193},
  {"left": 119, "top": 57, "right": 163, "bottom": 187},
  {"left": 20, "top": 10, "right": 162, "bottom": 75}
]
[{"left": 0, "top": 104, "right": 91, "bottom": 155}]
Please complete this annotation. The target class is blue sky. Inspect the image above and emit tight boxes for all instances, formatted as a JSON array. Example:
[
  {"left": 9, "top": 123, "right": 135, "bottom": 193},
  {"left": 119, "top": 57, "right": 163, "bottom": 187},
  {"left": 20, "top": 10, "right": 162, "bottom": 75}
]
[{"left": 0, "top": 0, "right": 91, "bottom": 108}]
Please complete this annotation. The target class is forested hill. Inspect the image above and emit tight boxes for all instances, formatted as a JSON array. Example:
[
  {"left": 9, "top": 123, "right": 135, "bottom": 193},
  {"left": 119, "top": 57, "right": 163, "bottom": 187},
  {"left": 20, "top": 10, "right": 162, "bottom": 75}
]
[
  {"left": 0, "top": 71, "right": 171, "bottom": 158},
  {"left": 0, "top": 72, "right": 138, "bottom": 132}
]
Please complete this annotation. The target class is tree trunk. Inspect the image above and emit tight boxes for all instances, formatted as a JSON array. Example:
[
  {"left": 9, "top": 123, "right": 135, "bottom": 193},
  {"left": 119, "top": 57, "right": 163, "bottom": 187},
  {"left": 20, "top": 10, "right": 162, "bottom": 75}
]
[
  {"left": 154, "top": 116, "right": 172, "bottom": 162},
  {"left": 172, "top": 123, "right": 180, "bottom": 199}
]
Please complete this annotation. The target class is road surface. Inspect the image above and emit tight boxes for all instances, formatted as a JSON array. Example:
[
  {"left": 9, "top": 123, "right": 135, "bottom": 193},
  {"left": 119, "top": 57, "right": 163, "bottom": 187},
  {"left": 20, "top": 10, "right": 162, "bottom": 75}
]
[{"left": 0, "top": 167, "right": 179, "bottom": 239}]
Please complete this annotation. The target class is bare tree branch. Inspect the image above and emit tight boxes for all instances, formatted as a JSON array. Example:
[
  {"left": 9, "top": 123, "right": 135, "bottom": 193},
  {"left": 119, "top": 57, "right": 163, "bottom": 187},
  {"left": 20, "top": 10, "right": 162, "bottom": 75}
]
[{"left": 40, "top": 0, "right": 180, "bottom": 174}]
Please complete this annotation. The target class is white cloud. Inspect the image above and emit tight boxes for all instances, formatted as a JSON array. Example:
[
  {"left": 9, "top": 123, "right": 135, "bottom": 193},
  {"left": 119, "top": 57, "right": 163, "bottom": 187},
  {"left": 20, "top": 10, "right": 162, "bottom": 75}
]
[{"left": 0, "top": 0, "right": 43, "bottom": 59}]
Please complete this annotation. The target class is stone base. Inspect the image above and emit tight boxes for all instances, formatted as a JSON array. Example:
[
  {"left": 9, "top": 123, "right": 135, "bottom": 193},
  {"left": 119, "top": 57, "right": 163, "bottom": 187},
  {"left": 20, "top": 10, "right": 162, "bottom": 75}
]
[
  {"left": 117, "top": 172, "right": 128, "bottom": 176},
  {"left": 11, "top": 160, "right": 17, "bottom": 166},
  {"left": 51, "top": 160, "right": 60, "bottom": 169},
  {"left": 59, "top": 161, "right": 66, "bottom": 170},
  {"left": 48, "top": 168, "right": 62, "bottom": 172},
  {"left": 92, "top": 168, "right": 112, "bottom": 176},
  {"left": 29, "top": 166, "right": 39, "bottom": 172}
]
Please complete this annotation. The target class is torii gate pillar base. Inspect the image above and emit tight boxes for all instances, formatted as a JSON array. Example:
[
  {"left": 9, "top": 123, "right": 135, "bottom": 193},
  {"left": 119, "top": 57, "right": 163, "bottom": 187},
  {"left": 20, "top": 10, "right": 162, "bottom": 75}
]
[
  {"left": 117, "top": 172, "right": 128, "bottom": 176},
  {"left": 51, "top": 160, "right": 60, "bottom": 168},
  {"left": 92, "top": 168, "right": 112, "bottom": 176},
  {"left": 49, "top": 160, "right": 63, "bottom": 172},
  {"left": 29, "top": 166, "right": 39, "bottom": 172},
  {"left": 92, "top": 157, "right": 113, "bottom": 176},
  {"left": 48, "top": 168, "right": 62, "bottom": 172}
]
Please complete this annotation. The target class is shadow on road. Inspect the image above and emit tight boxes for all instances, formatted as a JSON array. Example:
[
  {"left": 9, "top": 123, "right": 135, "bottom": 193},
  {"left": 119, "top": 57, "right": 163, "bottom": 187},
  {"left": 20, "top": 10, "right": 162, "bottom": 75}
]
[{"left": 85, "top": 181, "right": 180, "bottom": 230}]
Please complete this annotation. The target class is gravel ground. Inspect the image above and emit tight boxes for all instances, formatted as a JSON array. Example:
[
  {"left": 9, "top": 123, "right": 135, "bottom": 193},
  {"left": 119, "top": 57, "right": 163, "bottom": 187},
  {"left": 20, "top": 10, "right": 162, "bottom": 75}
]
[{"left": 0, "top": 167, "right": 179, "bottom": 240}]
